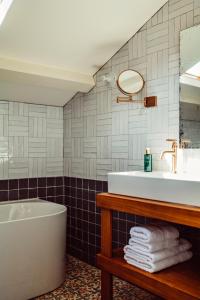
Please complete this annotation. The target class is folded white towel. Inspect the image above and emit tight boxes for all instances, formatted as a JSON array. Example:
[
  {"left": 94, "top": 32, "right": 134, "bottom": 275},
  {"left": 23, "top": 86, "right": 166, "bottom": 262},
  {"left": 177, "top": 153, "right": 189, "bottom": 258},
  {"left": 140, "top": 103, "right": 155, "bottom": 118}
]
[
  {"left": 128, "top": 237, "right": 179, "bottom": 253},
  {"left": 130, "top": 225, "right": 179, "bottom": 243},
  {"left": 124, "top": 250, "right": 193, "bottom": 273},
  {"left": 124, "top": 238, "right": 192, "bottom": 263}
]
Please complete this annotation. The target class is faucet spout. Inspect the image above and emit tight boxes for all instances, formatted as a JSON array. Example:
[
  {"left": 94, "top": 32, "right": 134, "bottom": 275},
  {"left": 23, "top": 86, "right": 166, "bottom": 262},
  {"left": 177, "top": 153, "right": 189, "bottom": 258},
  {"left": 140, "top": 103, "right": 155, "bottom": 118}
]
[
  {"left": 160, "top": 150, "right": 174, "bottom": 160},
  {"left": 160, "top": 139, "right": 178, "bottom": 173}
]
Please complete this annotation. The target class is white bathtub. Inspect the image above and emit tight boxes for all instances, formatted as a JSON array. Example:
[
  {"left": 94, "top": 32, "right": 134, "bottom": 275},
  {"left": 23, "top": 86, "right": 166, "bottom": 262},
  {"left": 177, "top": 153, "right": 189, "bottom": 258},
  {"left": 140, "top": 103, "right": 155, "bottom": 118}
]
[{"left": 0, "top": 199, "right": 67, "bottom": 300}]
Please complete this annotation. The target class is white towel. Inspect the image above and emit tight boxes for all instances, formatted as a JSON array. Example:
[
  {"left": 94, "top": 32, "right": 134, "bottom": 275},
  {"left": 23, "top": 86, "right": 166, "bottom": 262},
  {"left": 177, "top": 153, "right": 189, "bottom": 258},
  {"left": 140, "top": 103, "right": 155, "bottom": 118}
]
[
  {"left": 124, "top": 250, "right": 193, "bottom": 273},
  {"left": 128, "top": 237, "right": 179, "bottom": 253},
  {"left": 130, "top": 225, "right": 179, "bottom": 243},
  {"left": 124, "top": 238, "right": 192, "bottom": 263}
]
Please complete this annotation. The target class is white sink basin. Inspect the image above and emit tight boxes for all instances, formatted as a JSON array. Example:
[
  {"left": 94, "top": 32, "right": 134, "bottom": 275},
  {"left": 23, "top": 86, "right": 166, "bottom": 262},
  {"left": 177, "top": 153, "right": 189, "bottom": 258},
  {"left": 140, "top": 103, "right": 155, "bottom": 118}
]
[{"left": 108, "top": 171, "right": 200, "bottom": 207}]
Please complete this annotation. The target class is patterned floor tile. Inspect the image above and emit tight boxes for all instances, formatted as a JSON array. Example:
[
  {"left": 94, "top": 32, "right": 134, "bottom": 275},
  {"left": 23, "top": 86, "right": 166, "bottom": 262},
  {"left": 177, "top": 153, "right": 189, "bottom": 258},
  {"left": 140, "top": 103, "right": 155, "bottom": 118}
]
[{"left": 35, "top": 256, "right": 162, "bottom": 300}]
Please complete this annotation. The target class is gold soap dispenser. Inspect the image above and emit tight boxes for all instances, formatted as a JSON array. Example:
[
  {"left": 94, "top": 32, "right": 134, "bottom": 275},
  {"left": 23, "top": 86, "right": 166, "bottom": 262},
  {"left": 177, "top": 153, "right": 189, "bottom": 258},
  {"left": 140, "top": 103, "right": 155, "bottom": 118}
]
[{"left": 144, "top": 148, "right": 152, "bottom": 172}]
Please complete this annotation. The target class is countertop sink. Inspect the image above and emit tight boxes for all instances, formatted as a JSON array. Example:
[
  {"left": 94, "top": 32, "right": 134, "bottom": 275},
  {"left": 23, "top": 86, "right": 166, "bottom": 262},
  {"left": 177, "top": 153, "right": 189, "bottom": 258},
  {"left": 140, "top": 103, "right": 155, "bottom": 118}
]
[{"left": 108, "top": 171, "right": 200, "bottom": 207}]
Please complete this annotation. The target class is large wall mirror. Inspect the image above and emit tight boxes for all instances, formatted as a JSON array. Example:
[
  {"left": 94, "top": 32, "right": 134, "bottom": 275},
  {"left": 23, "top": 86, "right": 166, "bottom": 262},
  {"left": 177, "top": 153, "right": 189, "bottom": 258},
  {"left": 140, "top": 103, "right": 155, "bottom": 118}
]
[{"left": 180, "top": 24, "right": 200, "bottom": 148}]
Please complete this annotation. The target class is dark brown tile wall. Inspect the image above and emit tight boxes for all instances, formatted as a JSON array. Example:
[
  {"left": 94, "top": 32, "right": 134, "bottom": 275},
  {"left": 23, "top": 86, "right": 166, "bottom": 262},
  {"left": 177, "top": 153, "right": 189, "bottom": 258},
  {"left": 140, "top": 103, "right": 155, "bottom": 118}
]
[
  {"left": 62, "top": 175, "right": 136, "bottom": 263},
  {"left": 0, "top": 177, "right": 65, "bottom": 203}
]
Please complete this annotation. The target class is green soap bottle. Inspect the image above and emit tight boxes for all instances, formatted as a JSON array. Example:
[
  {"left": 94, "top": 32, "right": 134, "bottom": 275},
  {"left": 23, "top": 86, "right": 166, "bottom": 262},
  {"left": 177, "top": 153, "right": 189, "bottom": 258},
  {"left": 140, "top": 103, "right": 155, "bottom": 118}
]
[{"left": 144, "top": 148, "right": 152, "bottom": 172}]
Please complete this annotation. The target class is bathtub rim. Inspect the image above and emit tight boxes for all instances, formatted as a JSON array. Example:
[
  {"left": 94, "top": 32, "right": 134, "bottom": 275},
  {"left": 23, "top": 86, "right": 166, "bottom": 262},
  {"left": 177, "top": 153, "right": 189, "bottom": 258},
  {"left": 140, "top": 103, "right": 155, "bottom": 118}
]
[{"left": 0, "top": 198, "right": 67, "bottom": 224}]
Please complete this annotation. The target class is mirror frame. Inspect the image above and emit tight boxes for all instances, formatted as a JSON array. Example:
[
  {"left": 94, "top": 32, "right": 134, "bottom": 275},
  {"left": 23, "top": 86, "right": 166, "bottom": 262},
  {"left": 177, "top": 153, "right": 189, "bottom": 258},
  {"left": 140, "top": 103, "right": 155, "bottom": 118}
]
[
  {"left": 179, "top": 24, "right": 200, "bottom": 148},
  {"left": 116, "top": 69, "right": 145, "bottom": 96}
]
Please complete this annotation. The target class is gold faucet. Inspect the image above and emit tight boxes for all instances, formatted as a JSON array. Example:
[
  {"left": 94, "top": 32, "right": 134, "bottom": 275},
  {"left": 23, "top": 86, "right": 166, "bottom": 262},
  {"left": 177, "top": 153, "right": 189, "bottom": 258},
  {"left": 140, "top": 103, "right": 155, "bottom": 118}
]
[{"left": 161, "top": 139, "right": 178, "bottom": 173}]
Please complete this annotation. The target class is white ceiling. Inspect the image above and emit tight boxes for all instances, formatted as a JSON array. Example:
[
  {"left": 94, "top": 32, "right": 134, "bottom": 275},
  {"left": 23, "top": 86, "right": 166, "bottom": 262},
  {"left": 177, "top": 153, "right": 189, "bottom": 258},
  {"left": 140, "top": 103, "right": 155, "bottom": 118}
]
[{"left": 0, "top": 0, "right": 167, "bottom": 106}]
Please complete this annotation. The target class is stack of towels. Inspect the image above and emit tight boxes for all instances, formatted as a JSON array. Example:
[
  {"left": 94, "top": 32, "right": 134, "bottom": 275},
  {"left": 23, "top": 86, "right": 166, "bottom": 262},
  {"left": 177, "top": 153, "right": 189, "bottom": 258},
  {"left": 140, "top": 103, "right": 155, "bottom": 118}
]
[{"left": 124, "top": 224, "right": 193, "bottom": 273}]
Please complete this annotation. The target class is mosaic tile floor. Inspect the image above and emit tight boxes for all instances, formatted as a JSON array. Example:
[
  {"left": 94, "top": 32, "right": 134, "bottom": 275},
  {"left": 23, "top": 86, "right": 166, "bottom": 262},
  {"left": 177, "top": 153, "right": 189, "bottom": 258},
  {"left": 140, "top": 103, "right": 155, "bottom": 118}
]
[{"left": 35, "top": 256, "right": 162, "bottom": 300}]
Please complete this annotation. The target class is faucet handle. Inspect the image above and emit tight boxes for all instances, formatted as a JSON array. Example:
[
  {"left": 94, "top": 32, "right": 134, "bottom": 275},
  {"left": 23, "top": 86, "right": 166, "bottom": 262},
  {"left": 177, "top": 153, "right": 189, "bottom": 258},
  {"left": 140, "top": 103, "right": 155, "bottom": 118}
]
[
  {"left": 166, "top": 138, "right": 177, "bottom": 142},
  {"left": 166, "top": 138, "right": 178, "bottom": 149},
  {"left": 180, "top": 138, "right": 191, "bottom": 149}
]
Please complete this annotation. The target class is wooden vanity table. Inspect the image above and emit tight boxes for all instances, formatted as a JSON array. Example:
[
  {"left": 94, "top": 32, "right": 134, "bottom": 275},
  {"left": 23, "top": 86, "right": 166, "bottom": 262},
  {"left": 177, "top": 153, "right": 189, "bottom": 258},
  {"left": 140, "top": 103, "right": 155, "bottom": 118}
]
[{"left": 96, "top": 193, "right": 200, "bottom": 300}]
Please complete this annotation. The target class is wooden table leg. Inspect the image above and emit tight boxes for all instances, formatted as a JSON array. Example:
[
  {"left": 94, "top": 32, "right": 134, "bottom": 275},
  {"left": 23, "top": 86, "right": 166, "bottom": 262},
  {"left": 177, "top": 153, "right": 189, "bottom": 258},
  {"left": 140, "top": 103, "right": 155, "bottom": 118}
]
[
  {"left": 101, "top": 209, "right": 113, "bottom": 300},
  {"left": 101, "top": 270, "right": 113, "bottom": 300}
]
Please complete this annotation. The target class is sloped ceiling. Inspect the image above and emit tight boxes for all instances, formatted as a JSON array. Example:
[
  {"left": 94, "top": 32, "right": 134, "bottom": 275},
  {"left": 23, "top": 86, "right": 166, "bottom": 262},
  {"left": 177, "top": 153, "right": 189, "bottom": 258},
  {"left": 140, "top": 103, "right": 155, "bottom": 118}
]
[{"left": 0, "top": 0, "right": 167, "bottom": 106}]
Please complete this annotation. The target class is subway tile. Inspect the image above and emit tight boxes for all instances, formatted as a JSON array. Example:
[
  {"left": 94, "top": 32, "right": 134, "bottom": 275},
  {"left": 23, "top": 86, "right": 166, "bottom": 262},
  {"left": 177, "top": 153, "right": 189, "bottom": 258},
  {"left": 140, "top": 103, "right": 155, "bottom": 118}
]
[
  {"left": 46, "top": 158, "right": 63, "bottom": 177},
  {"left": 72, "top": 138, "right": 83, "bottom": 158},
  {"left": 0, "top": 158, "right": 8, "bottom": 179},
  {"left": 47, "top": 106, "right": 63, "bottom": 119},
  {"left": 47, "top": 119, "right": 63, "bottom": 138},
  {"left": 72, "top": 95, "right": 84, "bottom": 119},
  {"left": 83, "top": 138, "right": 96, "bottom": 159},
  {"left": 9, "top": 102, "right": 28, "bottom": 116},
  {"left": 112, "top": 111, "right": 128, "bottom": 135},
  {"left": 0, "top": 115, "right": 8, "bottom": 137},
  {"left": 29, "top": 104, "right": 47, "bottom": 118},
  {"left": 9, "top": 116, "right": 28, "bottom": 137},
  {"left": 47, "top": 138, "right": 63, "bottom": 157},
  {"left": 64, "top": 103, "right": 72, "bottom": 119},
  {"left": 29, "top": 117, "right": 46, "bottom": 138},
  {"left": 97, "top": 137, "right": 112, "bottom": 159},
  {"left": 97, "top": 90, "right": 112, "bottom": 114},
  {"left": 0, "top": 101, "right": 8, "bottom": 115},
  {"left": 29, "top": 138, "right": 46, "bottom": 158},
  {"left": 64, "top": 118, "right": 71, "bottom": 138},
  {"left": 84, "top": 159, "right": 96, "bottom": 179},
  {"left": 84, "top": 116, "right": 96, "bottom": 137},
  {"left": 96, "top": 113, "right": 112, "bottom": 137},
  {"left": 9, "top": 136, "right": 28, "bottom": 158},
  {"left": 112, "top": 135, "right": 128, "bottom": 159},
  {"left": 64, "top": 158, "right": 72, "bottom": 177},
  {"left": 71, "top": 118, "right": 84, "bottom": 137},
  {"left": 96, "top": 159, "right": 112, "bottom": 180},
  {"left": 8, "top": 158, "right": 29, "bottom": 179},
  {"left": 64, "top": 138, "right": 72, "bottom": 158},
  {"left": 0, "top": 137, "right": 8, "bottom": 158},
  {"left": 83, "top": 94, "right": 96, "bottom": 116},
  {"left": 112, "top": 159, "right": 128, "bottom": 172},
  {"left": 169, "top": 0, "right": 193, "bottom": 19},
  {"left": 29, "top": 158, "right": 46, "bottom": 178},
  {"left": 71, "top": 159, "right": 84, "bottom": 178}
]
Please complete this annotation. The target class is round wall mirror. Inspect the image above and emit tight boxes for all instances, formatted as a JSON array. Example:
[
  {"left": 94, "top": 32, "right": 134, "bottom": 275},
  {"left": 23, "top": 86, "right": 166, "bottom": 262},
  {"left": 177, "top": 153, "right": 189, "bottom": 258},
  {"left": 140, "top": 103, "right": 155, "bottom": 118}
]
[{"left": 117, "top": 69, "right": 144, "bottom": 95}]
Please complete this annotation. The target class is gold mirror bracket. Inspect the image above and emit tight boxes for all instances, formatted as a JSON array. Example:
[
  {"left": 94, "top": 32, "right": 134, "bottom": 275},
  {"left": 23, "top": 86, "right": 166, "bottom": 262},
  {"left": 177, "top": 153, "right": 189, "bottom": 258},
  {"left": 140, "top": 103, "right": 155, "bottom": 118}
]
[
  {"left": 117, "top": 96, "right": 157, "bottom": 108},
  {"left": 117, "top": 95, "right": 133, "bottom": 103}
]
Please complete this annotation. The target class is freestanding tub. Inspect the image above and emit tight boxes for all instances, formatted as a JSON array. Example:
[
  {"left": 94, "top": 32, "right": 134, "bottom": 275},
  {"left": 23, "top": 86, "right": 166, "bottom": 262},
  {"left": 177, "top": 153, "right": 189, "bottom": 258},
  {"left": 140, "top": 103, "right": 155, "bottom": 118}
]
[{"left": 0, "top": 199, "right": 67, "bottom": 300}]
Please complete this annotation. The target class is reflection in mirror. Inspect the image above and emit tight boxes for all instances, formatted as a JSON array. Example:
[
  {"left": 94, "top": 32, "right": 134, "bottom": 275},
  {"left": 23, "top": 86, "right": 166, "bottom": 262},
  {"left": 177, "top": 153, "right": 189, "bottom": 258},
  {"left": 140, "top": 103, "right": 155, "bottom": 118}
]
[
  {"left": 180, "top": 24, "right": 200, "bottom": 148},
  {"left": 117, "top": 69, "right": 144, "bottom": 95}
]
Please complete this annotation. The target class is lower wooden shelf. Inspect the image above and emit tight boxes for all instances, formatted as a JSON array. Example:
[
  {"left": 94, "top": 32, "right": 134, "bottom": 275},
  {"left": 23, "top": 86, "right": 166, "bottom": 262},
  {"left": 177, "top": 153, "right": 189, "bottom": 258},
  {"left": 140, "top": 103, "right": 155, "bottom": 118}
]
[{"left": 97, "top": 252, "right": 200, "bottom": 300}]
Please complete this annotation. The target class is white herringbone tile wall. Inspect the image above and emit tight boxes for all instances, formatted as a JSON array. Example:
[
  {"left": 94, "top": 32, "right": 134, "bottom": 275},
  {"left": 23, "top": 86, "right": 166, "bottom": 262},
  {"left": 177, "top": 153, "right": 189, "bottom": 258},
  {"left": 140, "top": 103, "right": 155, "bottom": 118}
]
[
  {"left": 64, "top": 0, "right": 200, "bottom": 180},
  {"left": 0, "top": 101, "right": 63, "bottom": 179}
]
